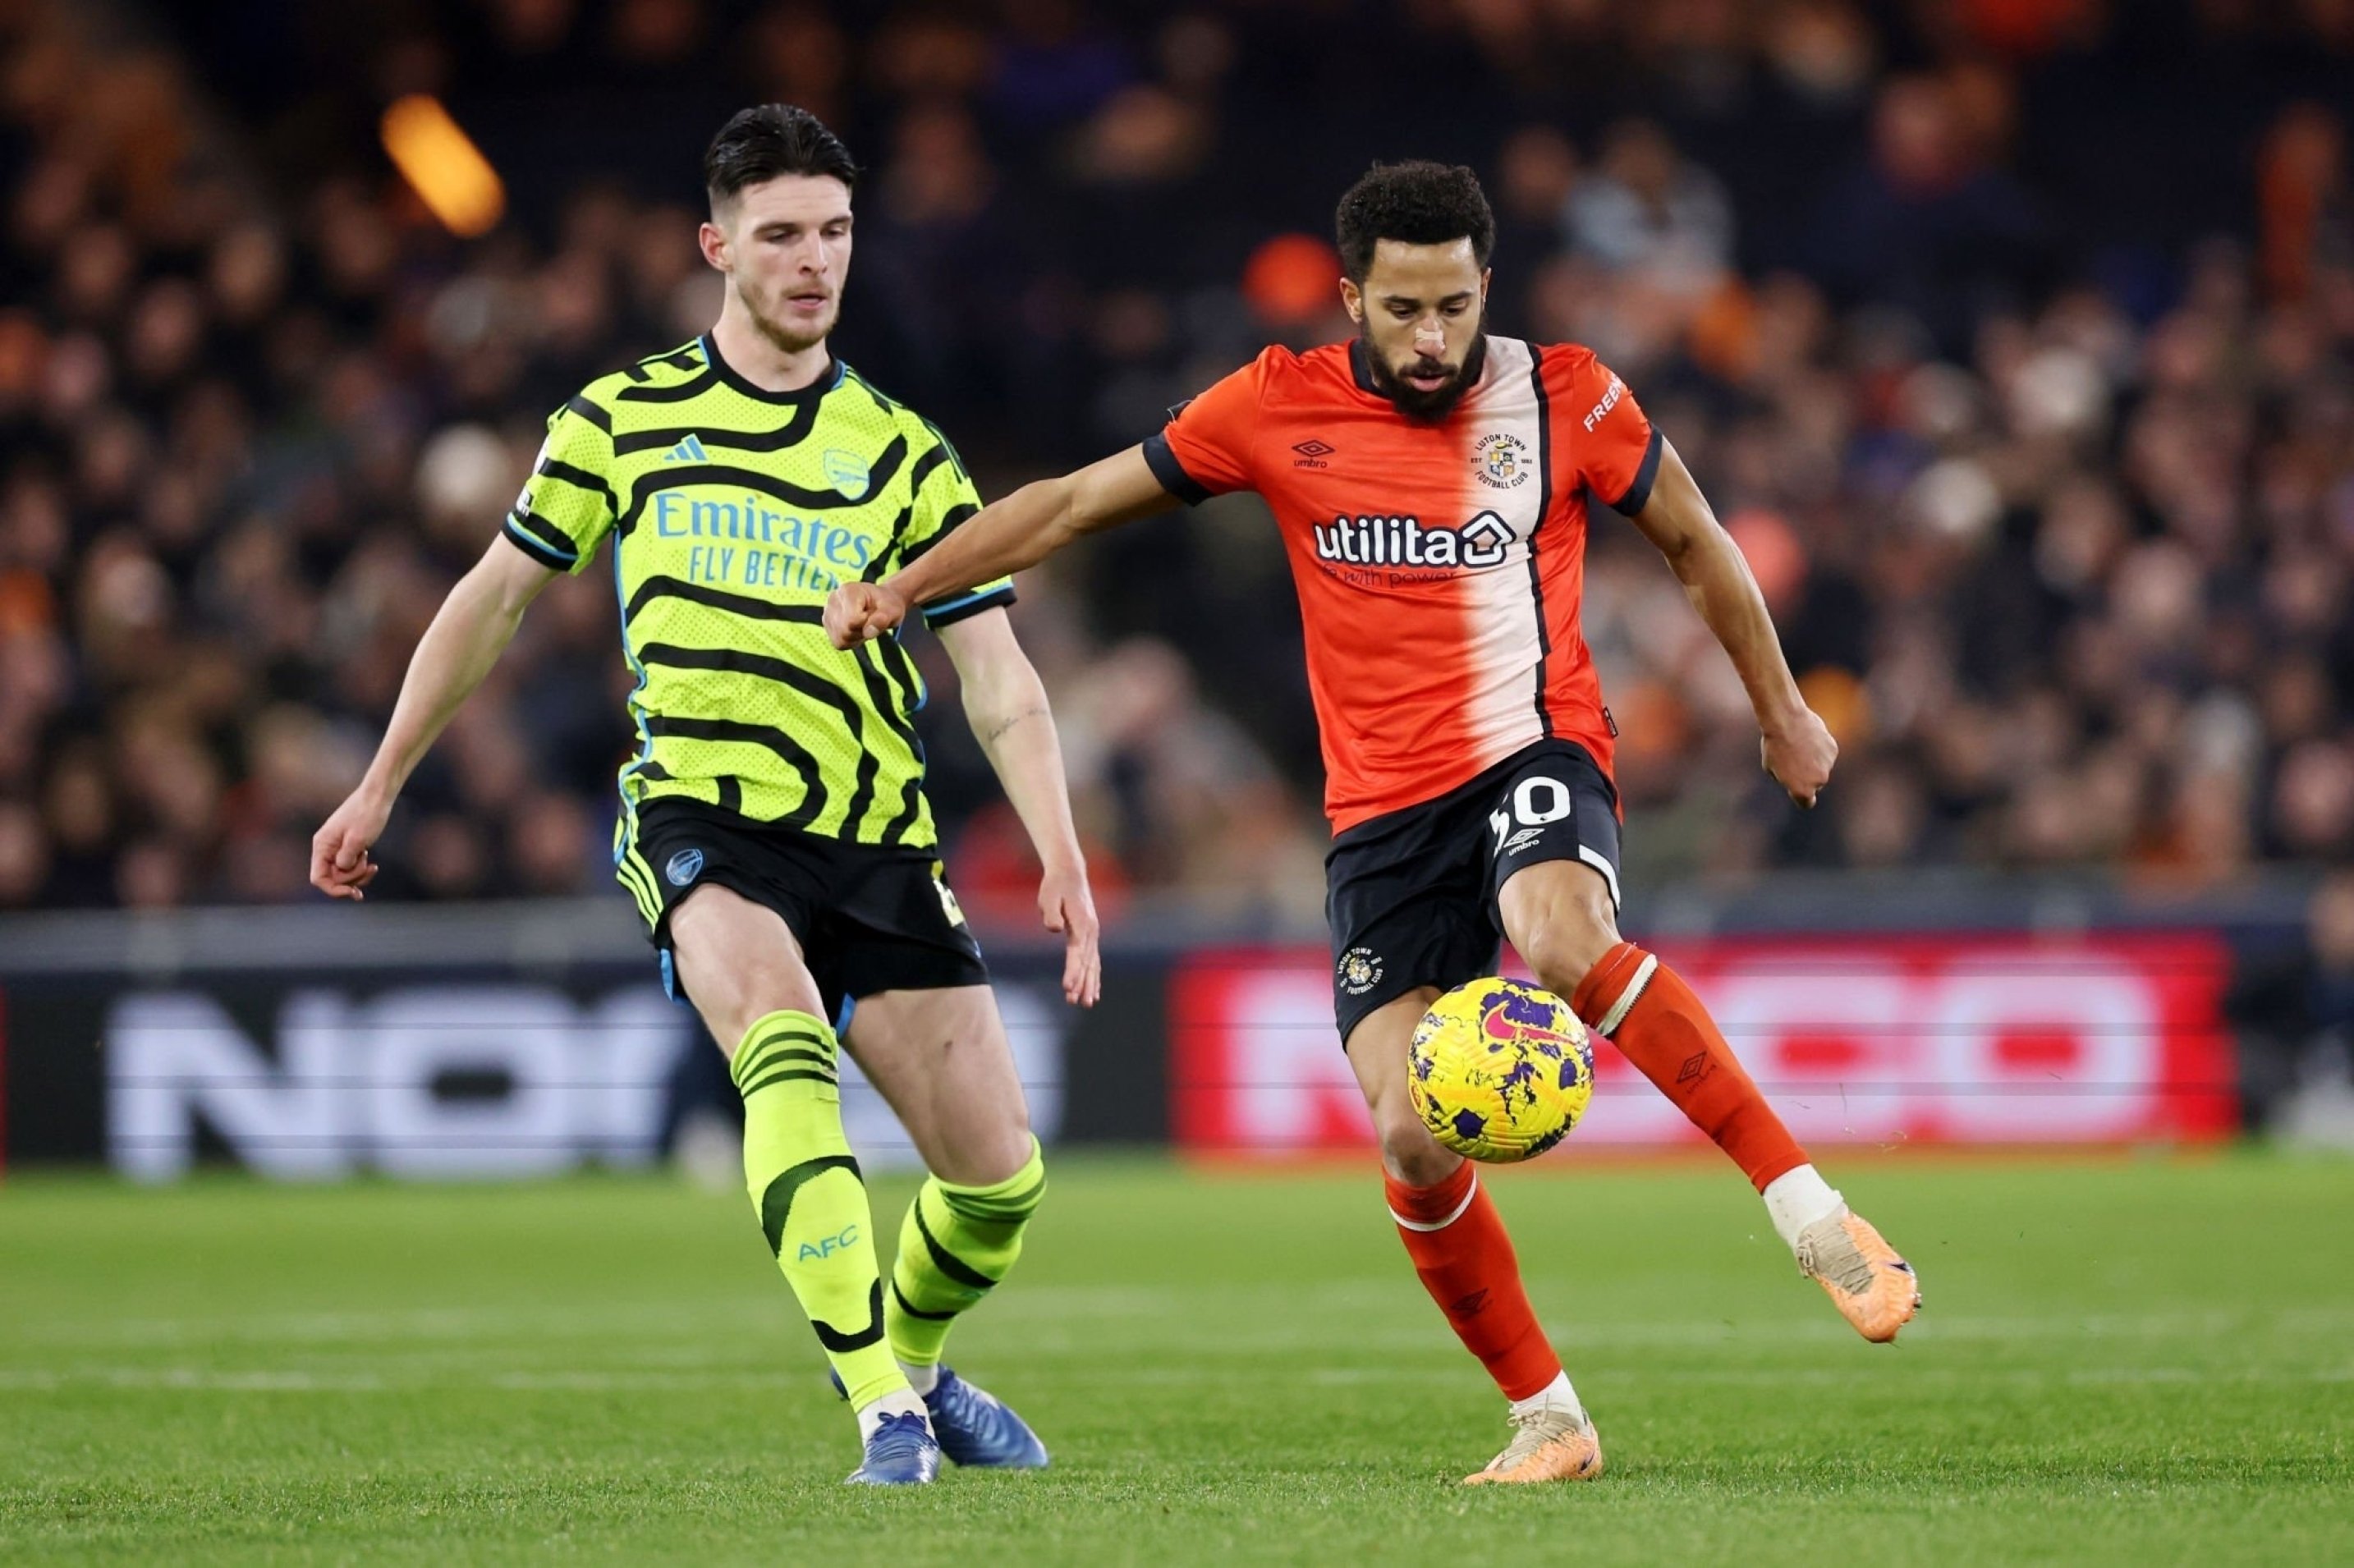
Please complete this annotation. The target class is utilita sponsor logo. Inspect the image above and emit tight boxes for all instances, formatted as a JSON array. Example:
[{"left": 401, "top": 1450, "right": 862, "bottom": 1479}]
[{"left": 1313, "top": 511, "right": 1512, "bottom": 569}]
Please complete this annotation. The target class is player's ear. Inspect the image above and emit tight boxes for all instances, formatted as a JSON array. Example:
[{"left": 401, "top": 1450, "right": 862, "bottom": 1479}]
[
  {"left": 1338, "top": 275, "right": 1362, "bottom": 324},
  {"left": 1480, "top": 268, "right": 1491, "bottom": 305},
  {"left": 697, "top": 216, "right": 731, "bottom": 273}
]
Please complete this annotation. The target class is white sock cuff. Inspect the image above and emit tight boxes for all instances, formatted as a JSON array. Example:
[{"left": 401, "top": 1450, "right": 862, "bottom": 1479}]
[
  {"left": 855, "top": 1387, "right": 930, "bottom": 1442},
  {"left": 1762, "top": 1165, "right": 1844, "bottom": 1254},
  {"left": 1593, "top": 953, "right": 1659, "bottom": 1037},
  {"left": 1507, "top": 1369, "right": 1583, "bottom": 1422},
  {"left": 1388, "top": 1172, "right": 1480, "bottom": 1232}
]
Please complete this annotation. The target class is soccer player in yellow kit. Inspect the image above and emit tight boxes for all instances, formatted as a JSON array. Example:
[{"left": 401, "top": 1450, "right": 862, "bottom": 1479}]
[{"left": 313, "top": 105, "right": 1094, "bottom": 1487}]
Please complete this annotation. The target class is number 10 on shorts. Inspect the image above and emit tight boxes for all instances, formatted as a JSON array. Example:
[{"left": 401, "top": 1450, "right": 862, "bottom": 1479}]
[{"left": 1490, "top": 776, "right": 1573, "bottom": 856}]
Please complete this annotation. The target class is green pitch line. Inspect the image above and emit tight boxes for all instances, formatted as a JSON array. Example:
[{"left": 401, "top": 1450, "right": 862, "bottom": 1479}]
[{"left": 2, "top": 1153, "right": 2350, "bottom": 1565}]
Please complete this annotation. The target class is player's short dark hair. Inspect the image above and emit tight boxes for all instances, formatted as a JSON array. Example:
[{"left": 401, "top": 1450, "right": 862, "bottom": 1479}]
[
  {"left": 703, "top": 104, "right": 858, "bottom": 209},
  {"left": 1334, "top": 161, "right": 1496, "bottom": 282}
]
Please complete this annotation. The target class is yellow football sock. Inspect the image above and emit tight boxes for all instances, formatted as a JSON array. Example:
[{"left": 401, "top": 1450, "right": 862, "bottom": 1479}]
[
  {"left": 887, "top": 1137, "right": 1047, "bottom": 1368},
  {"left": 731, "top": 1009, "right": 905, "bottom": 1409}
]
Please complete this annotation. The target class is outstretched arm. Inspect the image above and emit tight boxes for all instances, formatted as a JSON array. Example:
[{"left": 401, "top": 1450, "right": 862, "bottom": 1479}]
[
  {"left": 936, "top": 607, "right": 1101, "bottom": 1007},
  {"left": 310, "top": 538, "right": 560, "bottom": 898},
  {"left": 826, "top": 445, "right": 1174, "bottom": 649},
  {"left": 1624, "top": 439, "right": 1836, "bottom": 807}
]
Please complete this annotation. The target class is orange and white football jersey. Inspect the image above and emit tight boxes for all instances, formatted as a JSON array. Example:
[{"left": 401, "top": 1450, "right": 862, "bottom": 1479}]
[{"left": 1143, "top": 336, "right": 1661, "bottom": 833}]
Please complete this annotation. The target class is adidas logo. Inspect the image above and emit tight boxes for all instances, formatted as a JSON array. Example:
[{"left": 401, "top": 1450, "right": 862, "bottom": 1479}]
[{"left": 661, "top": 434, "right": 710, "bottom": 463}]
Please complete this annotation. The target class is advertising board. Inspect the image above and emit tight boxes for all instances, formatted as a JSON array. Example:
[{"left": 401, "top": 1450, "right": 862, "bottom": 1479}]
[{"left": 1169, "top": 936, "right": 2237, "bottom": 1153}]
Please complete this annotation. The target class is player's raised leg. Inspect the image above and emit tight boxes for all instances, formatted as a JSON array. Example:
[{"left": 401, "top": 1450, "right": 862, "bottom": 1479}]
[
  {"left": 667, "top": 887, "right": 939, "bottom": 1485},
  {"left": 1498, "top": 858, "right": 1920, "bottom": 1342},
  {"left": 1346, "top": 992, "right": 1603, "bottom": 1484},
  {"left": 846, "top": 983, "right": 1050, "bottom": 1469}
]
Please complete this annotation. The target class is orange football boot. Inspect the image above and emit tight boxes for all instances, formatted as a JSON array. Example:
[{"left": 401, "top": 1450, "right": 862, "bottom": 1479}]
[
  {"left": 1462, "top": 1404, "right": 1605, "bottom": 1485},
  {"left": 1796, "top": 1207, "right": 1920, "bottom": 1342}
]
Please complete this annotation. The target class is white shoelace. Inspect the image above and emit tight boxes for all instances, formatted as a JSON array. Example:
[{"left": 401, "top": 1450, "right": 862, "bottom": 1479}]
[
  {"left": 1796, "top": 1214, "right": 1878, "bottom": 1295},
  {"left": 1484, "top": 1404, "right": 1584, "bottom": 1472}
]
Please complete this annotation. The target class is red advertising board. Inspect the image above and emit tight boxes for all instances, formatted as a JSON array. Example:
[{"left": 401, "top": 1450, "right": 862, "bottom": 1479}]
[{"left": 1170, "top": 934, "right": 2237, "bottom": 1153}]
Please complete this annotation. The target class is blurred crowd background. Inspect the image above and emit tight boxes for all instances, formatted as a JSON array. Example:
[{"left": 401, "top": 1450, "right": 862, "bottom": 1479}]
[{"left": 1, "top": 0, "right": 2352, "bottom": 934}]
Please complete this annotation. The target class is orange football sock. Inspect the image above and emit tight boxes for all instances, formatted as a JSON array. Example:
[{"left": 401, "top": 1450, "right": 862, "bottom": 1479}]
[
  {"left": 1572, "top": 942, "right": 1809, "bottom": 1192},
  {"left": 1384, "top": 1162, "right": 1561, "bottom": 1401}
]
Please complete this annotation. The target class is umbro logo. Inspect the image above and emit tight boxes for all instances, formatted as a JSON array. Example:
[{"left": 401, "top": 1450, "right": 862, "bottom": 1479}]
[
  {"left": 1292, "top": 438, "right": 1333, "bottom": 469},
  {"left": 661, "top": 434, "right": 711, "bottom": 463}
]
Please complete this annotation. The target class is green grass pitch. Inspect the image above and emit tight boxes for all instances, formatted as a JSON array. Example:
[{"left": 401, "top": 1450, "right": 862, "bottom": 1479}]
[{"left": 3, "top": 1153, "right": 2350, "bottom": 1565}]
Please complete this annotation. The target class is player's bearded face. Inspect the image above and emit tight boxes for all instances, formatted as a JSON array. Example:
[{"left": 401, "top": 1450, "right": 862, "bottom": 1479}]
[
  {"left": 1349, "top": 239, "right": 1491, "bottom": 420},
  {"left": 1363, "top": 320, "right": 1488, "bottom": 420},
  {"left": 741, "top": 270, "right": 839, "bottom": 353},
  {"left": 713, "top": 175, "right": 853, "bottom": 354}
]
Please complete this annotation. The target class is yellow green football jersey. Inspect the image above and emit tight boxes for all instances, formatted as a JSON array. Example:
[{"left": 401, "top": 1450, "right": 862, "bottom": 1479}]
[{"left": 502, "top": 336, "right": 1012, "bottom": 878}]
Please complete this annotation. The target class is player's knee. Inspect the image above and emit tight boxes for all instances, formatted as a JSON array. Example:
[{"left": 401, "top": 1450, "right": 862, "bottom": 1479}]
[
  {"left": 704, "top": 1010, "right": 753, "bottom": 1060},
  {"left": 1374, "top": 1102, "right": 1455, "bottom": 1186},
  {"left": 701, "top": 977, "right": 832, "bottom": 1062},
  {"left": 681, "top": 975, "right": 755, "bottom": 1059},
  {"left": 1011, "top": 1144, "right": 1046, "bottom": 1213},
  {"left": 971, "top": 1121, "right": 1038, "bottom": 1188},
  {"left": 1516, "top": 901, "right": 1619, "bottom": 998}
]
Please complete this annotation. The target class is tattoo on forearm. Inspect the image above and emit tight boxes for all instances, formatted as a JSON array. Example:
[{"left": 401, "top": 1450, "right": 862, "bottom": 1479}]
[{"left": 982, "top": 705, "right": 1049, "bottom": 746}]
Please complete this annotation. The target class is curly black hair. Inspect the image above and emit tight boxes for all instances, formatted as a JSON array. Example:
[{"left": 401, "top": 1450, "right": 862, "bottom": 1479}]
[
  {"left": 1333, "top": 161, "right": 1496, "bottom": 282},
  {"left": 703, "top": 104, "right": 858, "bottom": 209}
]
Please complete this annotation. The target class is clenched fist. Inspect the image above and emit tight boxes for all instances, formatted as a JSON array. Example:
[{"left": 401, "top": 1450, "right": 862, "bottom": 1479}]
[
  {"left": 311, "top": 785, "right": 392, "bottom": 900},
  {"left": 826, "top": 581, "right": 910, "bottom": 649},
  {"left": 1761, "top": 705, "right": 1838, "bottom": 808}
]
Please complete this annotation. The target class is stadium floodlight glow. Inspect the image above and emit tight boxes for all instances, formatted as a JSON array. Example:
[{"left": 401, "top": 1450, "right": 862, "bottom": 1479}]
[{"left": 380, "top": 94, "right": 504, "bottom": 237}]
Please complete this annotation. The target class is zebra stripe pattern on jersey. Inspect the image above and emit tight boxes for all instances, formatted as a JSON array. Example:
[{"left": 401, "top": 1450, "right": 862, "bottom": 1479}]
[{"left": 501, "top": 337, "right": 1012, "bottom": 864}]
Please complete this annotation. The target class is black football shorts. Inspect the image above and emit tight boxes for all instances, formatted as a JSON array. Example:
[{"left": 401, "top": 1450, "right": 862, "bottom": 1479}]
[
  {"left": 1324, "top": 738, "right": 1622, "bottom": 1048},
  {"left": 625, "top": 797, "right": 988, "bottom": 1031}
]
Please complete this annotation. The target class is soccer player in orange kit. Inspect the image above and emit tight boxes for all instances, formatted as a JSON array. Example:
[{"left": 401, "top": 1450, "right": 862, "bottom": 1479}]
[{"left": 826, "top": 161, "right": 1919, "bottom": 1485}]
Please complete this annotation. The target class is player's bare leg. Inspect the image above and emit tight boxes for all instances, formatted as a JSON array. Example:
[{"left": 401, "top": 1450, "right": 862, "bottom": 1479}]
[
  {"left": 668, "top": 886, "right": 938, "bottom": 1484},
  {"left": 668, "top": 886, "right": 825, "bottom": 1048},
  {"left": 1347, "top": 991, "right": 1603, "bottom": 1483},
  {"left": 1350, "top": 988, "right": 1452, "bottom": 1188},
  {"left": 1498, "top": 860, "right": 1920, "bottom": 1342},
  {"left": 847, "top": 986, "right": 1033, "bottom": 1186},
  {"left": 841, "top": 984, "right": 1051, "bottom": 1468}
]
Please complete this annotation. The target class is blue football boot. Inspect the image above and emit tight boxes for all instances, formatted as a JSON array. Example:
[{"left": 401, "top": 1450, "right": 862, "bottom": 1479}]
[
  {"left": 828, "top": 1367, "right": 1049, "bottom": 1469},
  {"left": 844, "top": 1409, "right": 941, "bottom": 1487},
  {"left": 922, "top": 1368, "right": 1050, "bottom": 1469}
]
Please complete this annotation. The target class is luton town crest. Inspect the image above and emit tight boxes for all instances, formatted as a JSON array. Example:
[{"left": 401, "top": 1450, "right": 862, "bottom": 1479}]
[
  {"left": 1475, "top": 432, "right": 1530, "bottom": 489},
  {"left": 1338, "top": 947, "right": 1385, "bottom": 996}
]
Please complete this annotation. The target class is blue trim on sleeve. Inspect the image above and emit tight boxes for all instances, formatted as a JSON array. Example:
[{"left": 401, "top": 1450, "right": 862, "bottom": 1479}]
[
  {"left": 920, "top": 584, "right": 1017, "bottom": 628},
  {"left": 502, "top": 517, "right": 576, "bottom": 570}
]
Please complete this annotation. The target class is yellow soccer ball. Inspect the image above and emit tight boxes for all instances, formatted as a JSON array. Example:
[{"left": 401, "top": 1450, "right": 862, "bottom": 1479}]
[{"left": 1407, "top": 977, "right": 1595, "bottom": 1162}]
